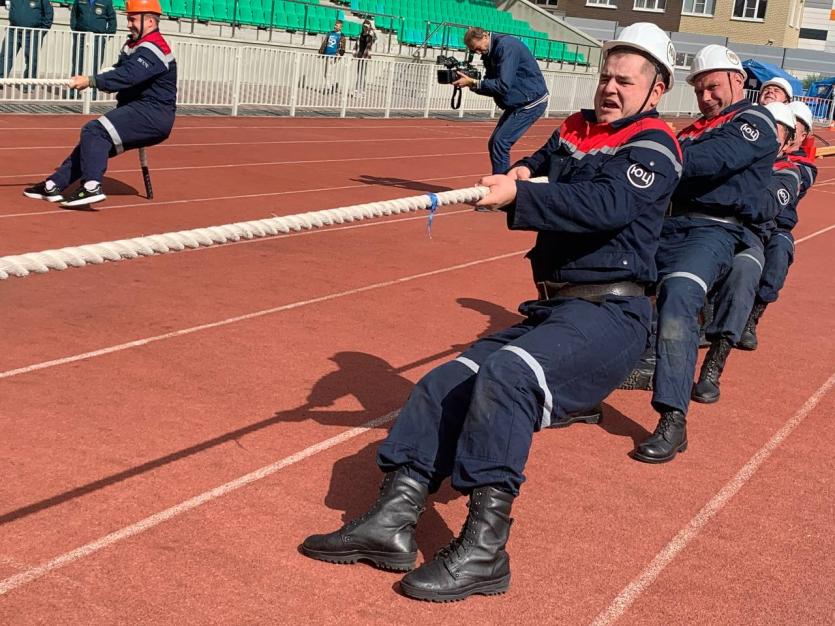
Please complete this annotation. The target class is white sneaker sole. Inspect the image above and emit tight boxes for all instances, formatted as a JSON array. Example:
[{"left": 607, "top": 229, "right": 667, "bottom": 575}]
[
  {"left": 23, "top": 191, "right": 64, "bottom": 202},
  {"left": 60, "top": 193, "right": 106, "bottom": 208}
]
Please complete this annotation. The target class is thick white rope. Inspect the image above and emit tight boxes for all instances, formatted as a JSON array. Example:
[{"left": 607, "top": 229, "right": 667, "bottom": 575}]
[
  {"left": 0, "top": 179, "right": 546, "bottom": 280},
  {"left": 0, "top": 78, "right": 71, "bottom": 86}
]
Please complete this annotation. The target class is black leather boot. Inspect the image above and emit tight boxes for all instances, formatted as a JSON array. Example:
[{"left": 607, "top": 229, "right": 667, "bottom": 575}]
[
  {"left": 692, "top": 338, "right": 733, "bottom": 404},
  {"left": 619, "top": 355, "right": 655, "bottom": 391},
  {"left": 738, "top": 302, "right": 768, "bottom": 351},
  {"left": 399, "top": 486, "right": 514, "bottom": 602},
  {"left": 633, "top": 410, "right": 687, "bottom": 464},
  {"left": 698, "top": 300, "right": 714, "bottom": 348},
  {"left": 301, "top": 470, "right": 428, "bottom": 571},
  {"left": 548, "top": 403, "right": 603, "bottom": 429}
]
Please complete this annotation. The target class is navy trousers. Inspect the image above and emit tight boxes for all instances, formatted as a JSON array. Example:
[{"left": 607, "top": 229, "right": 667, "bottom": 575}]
[
  {"left": 758, "top": 231, "right": 795, "bottom": 303},
  {"left": 377, "top": 296, "right": 650, "bottom": 496},
  {"left": 50, "top": 104, "right": 173, "bottom": 189},
  {"left": 488, "top": 99, "right": 547, "bottom": 175},
  {"left": 706, "top": 246, "right": 764, "bottom": 344},
  {"left": 652, "top": 218, "right": 758, "bottom": 414}
]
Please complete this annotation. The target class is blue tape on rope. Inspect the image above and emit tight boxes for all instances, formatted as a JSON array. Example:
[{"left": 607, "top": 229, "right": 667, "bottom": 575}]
[{"left": 426, "top": 192, "right": 439, "bottom": 238}]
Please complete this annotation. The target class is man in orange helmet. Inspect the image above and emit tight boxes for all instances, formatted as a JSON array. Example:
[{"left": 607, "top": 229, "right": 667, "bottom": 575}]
[{"left": 23, "top": 0, "right": 177, "bottom": 208}]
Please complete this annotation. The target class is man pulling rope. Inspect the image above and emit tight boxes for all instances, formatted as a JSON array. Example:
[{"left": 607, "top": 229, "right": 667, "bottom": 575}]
[{"left": 22, "top": 0, "right": 176, "bottom": 208}]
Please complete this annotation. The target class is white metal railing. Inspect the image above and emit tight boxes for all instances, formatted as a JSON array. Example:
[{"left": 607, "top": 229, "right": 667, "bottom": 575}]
[{"left": 2, "top": 24, "right": 833, "bottom": 124}]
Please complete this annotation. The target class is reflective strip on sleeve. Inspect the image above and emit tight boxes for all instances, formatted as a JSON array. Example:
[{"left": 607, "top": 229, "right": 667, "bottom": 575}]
[
  {"left": 742, "top": 107, "right": 778, "bottom": 139},
  {"left": 137, "top": 42, "right": 175, "bottom": 69},
  {"left": 619, "top": 139, "right": 683, "bottom": 177},
  {"left": 776, "top": 232, "right": 795, "bottom": 250},
  {"left": 500, "top": 345, "right": 554, "bottom": 428},
  {"left": 736, "top": 252, "right": 764, "bottom": 272},
  {"left": 658, "top": 271, "right": 708, "bottom": 294},
  {"left": 455, "top": 356, "right": 480, "bottom": 374},
  {"left": 97, "top": 115, "right": 124, "bottom": 155}
]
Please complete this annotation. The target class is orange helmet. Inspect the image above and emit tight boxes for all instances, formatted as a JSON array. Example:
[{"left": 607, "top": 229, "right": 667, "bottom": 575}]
[{"left": 126, "top": 0, "right": 163, "bottom": 14}]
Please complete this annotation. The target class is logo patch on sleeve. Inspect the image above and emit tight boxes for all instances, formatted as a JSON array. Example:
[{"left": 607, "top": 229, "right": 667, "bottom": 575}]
[
  {"left": 777, "top": 188, "right": 791, "bottom": 206},
  {"left": 137, "top": 57, "right": 150, "bottom": 68},
  {"left": 627, "top": 163, "right": 655, "bottom": 189},
  {"left": 740, "top": 123, "right": 760, "bottom": 142}
]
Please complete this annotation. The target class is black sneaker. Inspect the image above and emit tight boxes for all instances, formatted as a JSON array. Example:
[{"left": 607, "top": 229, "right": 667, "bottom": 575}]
[
  {"left": 23, "top": 181, "right": 63, "bottom": 202},
  {"left": 60, "top": 184, "right": 106, "bottom": 208}
]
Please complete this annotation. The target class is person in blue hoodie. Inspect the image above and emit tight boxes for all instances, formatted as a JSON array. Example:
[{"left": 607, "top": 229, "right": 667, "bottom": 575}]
[
  {"left": 0, "top": 0, "right": 53, "bottom": 79},
  {"left": 453, "top": 27, "right": 549, "bottom": 175}
]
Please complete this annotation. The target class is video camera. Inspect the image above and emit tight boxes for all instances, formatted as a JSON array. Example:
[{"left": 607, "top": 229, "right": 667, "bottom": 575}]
[{"left": 435, "top": 53, "right": 482, "bottom": 85}]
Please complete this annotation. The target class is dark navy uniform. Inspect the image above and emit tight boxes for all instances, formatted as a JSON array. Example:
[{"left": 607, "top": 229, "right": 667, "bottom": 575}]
[
  {"left": 378, "top": 109, "right": 681, "bottom": 495},
  {"left": 0, "top": 0, "right": 53, "bottom": 79},
  {"left": 70, "top": 0, "right": 117, "bottom": 77},
  {"left": 472, "top": 33, "right": 549, "bottom": 175},
  {"left": 706, "top": 156, "right": 801, "bottom": 342},
  {"left": 652, "top": 100, "right": 778, "bottom": 414},
  {"left": 757, "top": 149, "right": 817, "bottom": 303},
  {"left": 50, "top": 29, "right": 177, "bottom": 190}
]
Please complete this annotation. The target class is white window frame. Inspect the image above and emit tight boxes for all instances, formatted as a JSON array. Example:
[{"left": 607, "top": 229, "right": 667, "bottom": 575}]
[
  {"left": 585, "top": 0, "right": 617, "bottom": 8},
  {"left": 633, "top": 0, "right": 666, "bottom": 11},
  {"left": 732, "top": 0, "right": 767, "bottom": 21},
  {"left": 674, "top": 52, "right": 696, "bottom": 69},
  {"left": 682, "top": 0, "right": 715, "bottom": 16}
]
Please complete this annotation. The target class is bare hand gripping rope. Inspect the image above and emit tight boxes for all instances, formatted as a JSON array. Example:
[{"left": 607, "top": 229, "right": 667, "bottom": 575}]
[
  {"left": 0, "top": 78, "right": 153, "bottom": 199},
  {"left": 0, "top": 178, "right": 546, "bottom": 280}
]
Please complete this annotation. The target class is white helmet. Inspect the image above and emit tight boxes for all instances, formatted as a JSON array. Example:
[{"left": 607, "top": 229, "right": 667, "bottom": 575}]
[
  {"left": 764, "top": 101, "right": 796, "bottom": 132},
  {"left": 788, "top": 100, "right": 813, "bottom": 131},
  {"left": 602, "top": 22, "right": 676, "bottom": 89},
  {"left": 760, "top": 77, "right": 793, "bottom": 100},
  {"left": 686, "top": 44, "right": 744, "bottom": 85}
]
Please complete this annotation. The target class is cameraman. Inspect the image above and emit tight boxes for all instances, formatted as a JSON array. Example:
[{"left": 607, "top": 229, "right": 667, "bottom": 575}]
[{"left": 454, "top": 27, "right": 549, "bottom": 174}]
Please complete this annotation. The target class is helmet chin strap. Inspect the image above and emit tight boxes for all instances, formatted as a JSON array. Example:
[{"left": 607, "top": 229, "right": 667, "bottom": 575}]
[{"left": 636, "top": 71, "right": 659, "bottom": 117}]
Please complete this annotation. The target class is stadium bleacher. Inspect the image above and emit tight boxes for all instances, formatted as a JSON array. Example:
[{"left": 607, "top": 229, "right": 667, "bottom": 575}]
[{"left": 102, "top": 0, "right": 584, "bottom": 64}]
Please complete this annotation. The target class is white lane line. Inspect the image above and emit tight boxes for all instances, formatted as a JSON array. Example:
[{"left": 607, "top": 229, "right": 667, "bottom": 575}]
[
  {"left": 0, "top": 173, "right": 487, "bottom": 219},
  {"left": 0, "top": 410, "right": 400, "bottom": 597},
  {"left": 589, "top": 371, "right": 835, "bottom": 626},
  {"left": 0, "top": 123, "right": 506, "bottom": 131},
  {"left": 0, "top": 151, "right": 487, "bottom": 180},
  {"left": 0, "top": 250, "right": 525, "bottom": 381},
  {"left": 0, "top": 132, "right": 553, "bottom": 151},
  {"left": 795, "top": 223, "right": 835, "bottom": 243}
]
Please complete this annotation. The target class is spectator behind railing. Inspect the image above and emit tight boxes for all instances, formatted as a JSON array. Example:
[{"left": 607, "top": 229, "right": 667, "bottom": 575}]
[{"left": 0, "top": 0, "right": 53, "bottom": 81}]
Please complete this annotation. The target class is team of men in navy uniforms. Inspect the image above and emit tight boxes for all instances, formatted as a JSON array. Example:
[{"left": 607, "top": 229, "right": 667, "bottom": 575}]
[
  {"left": 301, "top": 22, "right": 684, "bottom": 602},
  {"left": 23, "top": 0, "right": 176, "bottom": 208}
]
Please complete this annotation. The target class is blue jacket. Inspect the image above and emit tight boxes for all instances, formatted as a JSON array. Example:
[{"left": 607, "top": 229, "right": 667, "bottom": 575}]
[
  {"left": 472, "top": 33, "right": 547, "bottom": 110},
  {"left": 788, "top": 148, "right": 817, "bottom": 200},
  {"left": 672, "top": 100, "right": 778, "bottom": 225},
  {"left": 750, "top": 157, "right": 802, "bottom": 241},
  {"left": 90, "top": 30, "right": 176, "bottom": 118},
  {"left": 71, "top": 0, "right": 117, "bottom": 34},
  {"left": 506, "top": 109, "right": 682, "bottom": 285},
  {"left": 8, "top": 0, "right": 53, "bottom": 29}
]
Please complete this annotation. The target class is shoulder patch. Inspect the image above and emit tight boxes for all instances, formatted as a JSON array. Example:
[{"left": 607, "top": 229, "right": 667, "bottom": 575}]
[
  {"left": 740, "top": 123, "right": 760, "bottom": 142},
  {"left": 626, "top": 163, "right": 655, "bottom": 189},
  {"left": 777, "top": 188, "right": 791, "bottom": 206}
]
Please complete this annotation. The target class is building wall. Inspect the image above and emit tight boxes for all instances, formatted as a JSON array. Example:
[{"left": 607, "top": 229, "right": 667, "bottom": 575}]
[
  {"left": 798, "top": 0, "right": 835, "bottom": 51},
  {"left": 679, "top": 0, "right": 800, "bottom": 47},
  {"left": 535, "top": 0, "right": 685, "bottom": 32}
]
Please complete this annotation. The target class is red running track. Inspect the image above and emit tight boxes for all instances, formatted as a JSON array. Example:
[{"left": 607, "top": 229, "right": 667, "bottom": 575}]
[{"left": 0, "top": 115, "right": 833, "bottom": 624}]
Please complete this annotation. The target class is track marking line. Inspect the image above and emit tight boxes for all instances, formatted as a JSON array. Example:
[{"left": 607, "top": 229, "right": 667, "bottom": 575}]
[
  {"left": 589, "top": 371, "right": 835, "bottom": 626},
  {"left": 0, "top": 250, "right": 525, "bottom": 381},
  {"left": 0, "top": 410, "right": 399, "bottom": 597},
  {"left": 0, "top": 173, "right": 487, "bottom": 219},
  {"left": 0, "top": 123, "right": 507, "bottom": 131},
  {"left": 795, "top": 223, "right": 835, "bottom": 243},
  {"left": 0, "top": 132, "right": 553, "bottom": 152},
  {"left": 0, "top": 151, "right": 488, "bottom": 180}
]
